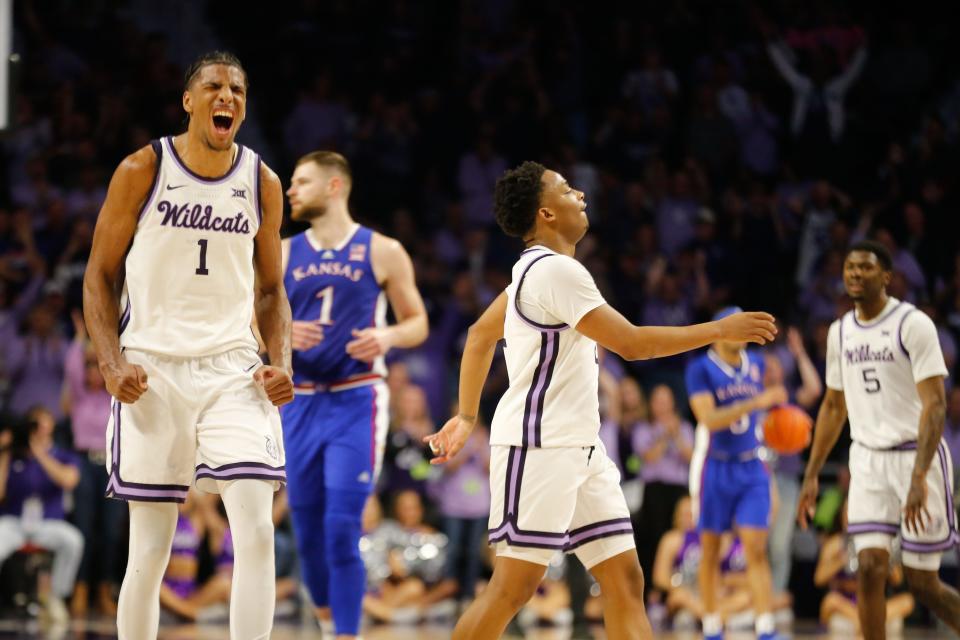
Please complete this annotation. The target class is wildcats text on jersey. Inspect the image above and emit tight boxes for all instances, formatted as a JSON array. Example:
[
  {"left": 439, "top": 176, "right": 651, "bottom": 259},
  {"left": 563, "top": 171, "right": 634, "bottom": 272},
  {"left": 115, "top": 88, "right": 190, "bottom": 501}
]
[
  {"left": 844, "top": 344, "right": 896, "bottom": 365},
  {"left": 158, "top": 200, "right": 252, "bottom": 234}
]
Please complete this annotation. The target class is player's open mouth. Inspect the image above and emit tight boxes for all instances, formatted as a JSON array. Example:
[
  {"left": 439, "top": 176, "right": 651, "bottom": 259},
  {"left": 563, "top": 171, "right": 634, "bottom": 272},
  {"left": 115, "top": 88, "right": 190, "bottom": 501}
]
[{"left": 212, "top": 109, "right": 234, "bottom": 134}]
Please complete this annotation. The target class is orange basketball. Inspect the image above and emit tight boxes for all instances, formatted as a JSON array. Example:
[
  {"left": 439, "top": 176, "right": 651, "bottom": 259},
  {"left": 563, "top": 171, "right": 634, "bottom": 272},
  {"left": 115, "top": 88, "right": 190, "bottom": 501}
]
[{"left": 763, "top": 405, "right": 812, "bottom": 455}]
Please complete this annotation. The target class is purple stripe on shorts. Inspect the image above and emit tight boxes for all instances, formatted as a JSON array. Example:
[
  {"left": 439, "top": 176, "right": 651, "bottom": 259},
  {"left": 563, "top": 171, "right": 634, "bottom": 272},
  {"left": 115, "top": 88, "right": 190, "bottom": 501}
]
[
  {"left": 105, "top": 398, "right": 189, "bottom": 502},
  {"left": 901, "top": 536, "right": 960, "bottom": 553},
  {"left": 567, "top": 526, "right": 635, "bottom": 551},
  {"left": 507, "top": 447, "right": 520, "bottom": 518},
  {"left": 847, "top": 522, "right": 900, "bottom": 535},
  {"left": 195, "top": 465, "right": 285, "bottom": 479}
]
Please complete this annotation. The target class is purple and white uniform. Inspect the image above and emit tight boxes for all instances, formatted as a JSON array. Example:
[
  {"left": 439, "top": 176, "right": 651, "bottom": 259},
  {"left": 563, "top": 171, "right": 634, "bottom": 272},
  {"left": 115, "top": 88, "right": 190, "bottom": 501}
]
[
  {"left": 105, "top": 137, "right": 284, "bottom": 503},
  {"left": 828, "top": 297, "right": 955, "bottom": 570},
  {"left": 487, "top": 246, "right": 634, "bottom": 569}
]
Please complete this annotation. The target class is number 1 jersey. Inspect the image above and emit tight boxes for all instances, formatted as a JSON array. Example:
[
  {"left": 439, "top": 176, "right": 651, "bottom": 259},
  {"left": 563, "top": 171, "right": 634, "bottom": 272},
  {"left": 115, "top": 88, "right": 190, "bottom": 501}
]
[
  {"left": 119, "top": 136, "right": 261, "bottom": 357},
  {"left": 826, "top": 298, "right": 948, "bottom": 449},
  {"left": 284, "top": 224, "right": 387, "bottom": 385}
]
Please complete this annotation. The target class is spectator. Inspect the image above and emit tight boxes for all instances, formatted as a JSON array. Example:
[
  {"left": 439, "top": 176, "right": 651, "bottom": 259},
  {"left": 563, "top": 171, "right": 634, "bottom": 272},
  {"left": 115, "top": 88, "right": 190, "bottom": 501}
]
[
  {"left": 431, "top": 421, "right": 490, "bottom": 603},
  {"left": 0, "top": 407, "right": 82, "bottom": 624},
  {"left": 631, "top": 384, "right": 694, "bottom": 596},
  {"left": 62, "top": 310, "right": 120, "bottom": 617},
  {"left": 382, "top": 384, "right": 439, "bottom": 499}
]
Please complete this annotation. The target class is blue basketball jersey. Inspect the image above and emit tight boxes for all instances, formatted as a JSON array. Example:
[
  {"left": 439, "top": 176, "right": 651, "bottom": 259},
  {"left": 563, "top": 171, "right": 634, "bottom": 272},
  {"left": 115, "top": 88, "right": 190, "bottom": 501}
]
[
  {"left": 284, "top": 225, "right": 386, "bottom": 385},
  {"left": 685, "top": 349, "right": 766, "bottom": 456}
]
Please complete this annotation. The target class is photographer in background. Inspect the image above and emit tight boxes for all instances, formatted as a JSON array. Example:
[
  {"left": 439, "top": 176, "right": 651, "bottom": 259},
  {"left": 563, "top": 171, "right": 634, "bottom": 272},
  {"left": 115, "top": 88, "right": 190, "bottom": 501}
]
[{"left": 0, "top": 407, "right": 83, "bottom": 623}]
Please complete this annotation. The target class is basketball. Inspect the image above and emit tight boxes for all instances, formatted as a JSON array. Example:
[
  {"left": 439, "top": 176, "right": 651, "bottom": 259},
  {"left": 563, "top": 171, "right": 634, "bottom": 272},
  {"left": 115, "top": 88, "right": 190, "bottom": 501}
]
[{"left": 763, "top": 405, "right": 813, "bottom": 455}]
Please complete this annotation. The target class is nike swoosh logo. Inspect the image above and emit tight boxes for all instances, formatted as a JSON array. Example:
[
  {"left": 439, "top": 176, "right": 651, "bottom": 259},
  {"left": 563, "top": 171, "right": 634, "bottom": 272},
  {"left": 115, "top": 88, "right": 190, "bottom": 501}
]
[{"left": 166, "top": 184, "right": 187, "bottom": 190}]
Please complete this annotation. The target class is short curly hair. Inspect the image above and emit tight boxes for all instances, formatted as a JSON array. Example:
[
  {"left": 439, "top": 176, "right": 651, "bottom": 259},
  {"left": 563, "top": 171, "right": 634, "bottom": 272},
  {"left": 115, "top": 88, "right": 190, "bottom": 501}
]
[
  {"left": 494, "top": 161, "right": 546, "bottom": 237},
  {"left": 184, "top": 51, "right": 248, "bottom": 92}
]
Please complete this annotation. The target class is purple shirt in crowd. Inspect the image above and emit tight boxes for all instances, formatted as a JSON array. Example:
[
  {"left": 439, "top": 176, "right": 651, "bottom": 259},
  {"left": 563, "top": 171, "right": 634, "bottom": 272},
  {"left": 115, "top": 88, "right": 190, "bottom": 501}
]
[
  {"left": 432, "top": 429, "right": 490, "bottom": 519},
  {"left": 0, "top": 447, "right": 78, "bottom": 519},
  {"left": 64, "top": 340, "right": 111, "bottom": 451},
  {"left": 4, "top": 335, "right": 68, "bottom": 420},
  {"left": 632, "top": 419, "right": 694, "bottom": 486}
]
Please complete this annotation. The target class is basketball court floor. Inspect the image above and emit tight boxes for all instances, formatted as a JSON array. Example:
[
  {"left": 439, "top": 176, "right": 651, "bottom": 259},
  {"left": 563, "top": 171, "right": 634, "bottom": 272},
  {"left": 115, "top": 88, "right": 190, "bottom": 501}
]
[{"left": 0, "top": 618, "right": 951, "bottom": 639}]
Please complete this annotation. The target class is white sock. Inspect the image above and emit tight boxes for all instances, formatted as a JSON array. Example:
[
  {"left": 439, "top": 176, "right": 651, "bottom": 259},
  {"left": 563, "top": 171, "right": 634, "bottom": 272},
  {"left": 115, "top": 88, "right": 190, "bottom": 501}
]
[
  {"left": 703, "top": 613, "right": 723, "bottom": 635},
  {"left": 117, "top": 501, "right": 178, "bottom": 640},
  {"left": 756, "top": 611, "right": 775, "bottom": 635},
  {"left": 220, "top": 479, "right": 277, "bottom": 640}
]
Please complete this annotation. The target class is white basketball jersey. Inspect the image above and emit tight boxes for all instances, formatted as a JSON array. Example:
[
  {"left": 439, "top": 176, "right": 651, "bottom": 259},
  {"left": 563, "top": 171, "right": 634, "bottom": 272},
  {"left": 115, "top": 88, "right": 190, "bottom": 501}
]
[
  {"left": 826, "top": 298, "right": 949, "bottom": 448},
  {"left": 489, "top": 247, "right": 605, "bottom": 448},
  {"left": 119, "top": 136, "right": 261, "bottom": 357}
]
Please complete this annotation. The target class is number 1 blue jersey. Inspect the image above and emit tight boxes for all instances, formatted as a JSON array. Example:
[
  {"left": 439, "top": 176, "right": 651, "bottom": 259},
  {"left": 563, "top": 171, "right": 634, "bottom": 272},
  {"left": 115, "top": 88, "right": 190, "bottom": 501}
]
[
  {"left": 284, "top": 225, "right": 386, "bottom": 386},
  {"left": 685, "top": 349, "right": 766, "bottom": 456}
]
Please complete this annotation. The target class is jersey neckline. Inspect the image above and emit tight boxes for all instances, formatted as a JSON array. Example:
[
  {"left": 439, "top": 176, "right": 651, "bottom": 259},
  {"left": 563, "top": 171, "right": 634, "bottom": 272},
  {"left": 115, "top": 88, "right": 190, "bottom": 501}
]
[
  {"left": 851, "top": 297, "right": 903, "bottom": 328},
  {"left": 165, "top": 136, "right": 247, "bottom": 184},
  {"left": 304, "top": 223, "right": 361, "bottom": 253}
]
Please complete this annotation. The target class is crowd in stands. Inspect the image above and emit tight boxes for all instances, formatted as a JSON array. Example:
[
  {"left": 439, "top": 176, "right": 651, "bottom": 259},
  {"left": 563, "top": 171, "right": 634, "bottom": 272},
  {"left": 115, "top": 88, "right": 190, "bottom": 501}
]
[{"left": 2, "top": 0, "right": 960, "bottom": 631}]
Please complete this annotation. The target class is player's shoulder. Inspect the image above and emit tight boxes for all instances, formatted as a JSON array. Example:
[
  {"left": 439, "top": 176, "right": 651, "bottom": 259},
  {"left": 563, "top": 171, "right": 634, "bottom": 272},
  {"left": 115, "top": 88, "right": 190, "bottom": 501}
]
[
  {"left": 369, "top": 229, "right": 410, "bottom": 262},
  {"left": 900, "top": 303, "right": 937, "bottom": 335},
  {"left": 256, "top": 158, "right": 282, "bottom": 191},
  {"left": 116, "top": 143, "right": 160, "bottom": 179},
  {"left": 685, "top": 350, "right": 711, "bottom": 373},
  {"left": 524, "top": 250, "right": 589, "bottom": 280}
]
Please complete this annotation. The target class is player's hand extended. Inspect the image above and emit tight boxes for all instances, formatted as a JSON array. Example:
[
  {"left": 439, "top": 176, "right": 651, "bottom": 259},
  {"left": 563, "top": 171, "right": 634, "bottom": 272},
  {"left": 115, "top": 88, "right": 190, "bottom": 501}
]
[
  {"left": 904, "top": 476, "right": 931, "bottom": 535},
  {"left": 253, "top": 365, "right": 294, "bottom": 406},
  {"left": 796, "top": 475, "right": 819, "bottom": 530},
  {"left": 346, "top": 327, "right": 394, "bottom": 363},
  {"left": 423, "top": 414, "right": 476, "bottom": 465},
  {"left": 102, "top": 359, "right": 148, "bottom": 404},
  {"left": 291, "top": 321, "right": 324, "bottom": 351},
  {"left": 717, "top": 311, "right": 777, "bottom": 345}
]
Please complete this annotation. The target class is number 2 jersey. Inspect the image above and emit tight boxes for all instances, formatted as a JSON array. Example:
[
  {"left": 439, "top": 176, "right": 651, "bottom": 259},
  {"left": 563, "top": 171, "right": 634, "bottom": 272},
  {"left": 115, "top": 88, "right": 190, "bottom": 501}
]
[
  {"left": 284, "top": 224, "right": 387, "bottom": 387},
  {"left": 826, "top": 297, "right": 948, "bottom": 449},
  {"left": 119, "top": 137, "right": 261, "bottom": 357}
]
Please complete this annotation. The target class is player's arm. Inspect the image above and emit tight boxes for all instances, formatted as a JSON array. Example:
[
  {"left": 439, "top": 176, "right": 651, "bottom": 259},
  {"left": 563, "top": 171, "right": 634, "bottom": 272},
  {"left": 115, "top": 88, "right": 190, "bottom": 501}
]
[
  {"left": 905, "top": 375, "right": 947, "bottom": 534},
  {"left": 797, "top": 388, "right": 847, "bottom": 528},
  {"left": 788, "top": 327, "right": 823, "bottom": 409},
  {"left": 252, "top": 162, "right": 294, "bottom": 406},
  {"left": 425, "top": 292, "right": 506, "bottom": 464},
  {"left": 575, "top": 304, "right": 776, "bottom": 361},
  {"left": 688, "top": 388, "right": 784, "bottom": 432},
  {"left": 349, "top": 233, "right": 428, "bottom": 362},
  {"left": 82, "top": 146, "right": 156, "bottom": 403}
]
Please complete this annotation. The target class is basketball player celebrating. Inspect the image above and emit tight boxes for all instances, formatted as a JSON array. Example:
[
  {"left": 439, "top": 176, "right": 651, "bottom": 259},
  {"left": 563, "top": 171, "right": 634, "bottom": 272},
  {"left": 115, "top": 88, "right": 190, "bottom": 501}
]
[
  {"left": 424, "top": 161, "right": 777, "bottom": 640},
  {"left": 282, "top": 151, "right": 428, "bottom": 638},
  {"left": 798, "top": 240, "right": 960, "bottom": 640},
  {"left": 83, "top": 52, "right": 293, "bottom": 639},
  {"left": 685, "top": 307, "right": 788, "bottom": 640}
]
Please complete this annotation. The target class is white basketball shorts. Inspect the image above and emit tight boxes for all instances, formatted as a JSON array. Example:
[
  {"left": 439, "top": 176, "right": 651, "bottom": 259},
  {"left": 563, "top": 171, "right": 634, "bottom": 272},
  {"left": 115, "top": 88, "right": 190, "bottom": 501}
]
[
  {"left": 847, "top": 439, "right": 958, "bottom": 570},
  {"left": 487, "top": 440, "right": 635, "bottom": 570},
  {"left": 105, "top": 347, "right": 285, "bottom": 502}
]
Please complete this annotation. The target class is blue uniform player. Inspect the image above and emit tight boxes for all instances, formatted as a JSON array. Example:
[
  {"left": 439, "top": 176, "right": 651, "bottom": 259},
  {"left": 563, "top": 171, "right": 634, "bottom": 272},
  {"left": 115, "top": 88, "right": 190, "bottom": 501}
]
[
  {"left": 685, "top": 307, "right": 788, "bottom": 640},
  {"left": 282, "top": 151, "right": 428, "bottom": 638}
]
